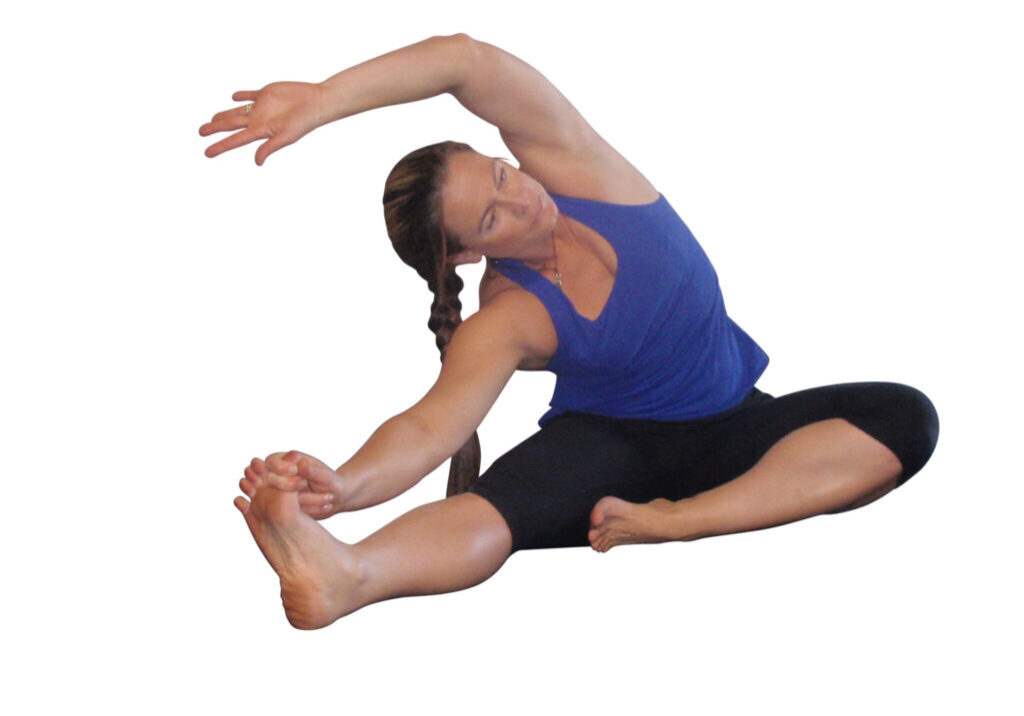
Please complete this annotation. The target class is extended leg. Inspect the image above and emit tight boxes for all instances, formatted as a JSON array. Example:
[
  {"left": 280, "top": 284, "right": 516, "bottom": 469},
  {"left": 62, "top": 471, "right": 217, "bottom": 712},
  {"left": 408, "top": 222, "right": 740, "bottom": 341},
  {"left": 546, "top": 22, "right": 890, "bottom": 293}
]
[
  {"left": 235, "top": 480, "right": 512, "bottom": 629},
  {"left": 588, "top": 418, "right": 904, "bottom": 551}
]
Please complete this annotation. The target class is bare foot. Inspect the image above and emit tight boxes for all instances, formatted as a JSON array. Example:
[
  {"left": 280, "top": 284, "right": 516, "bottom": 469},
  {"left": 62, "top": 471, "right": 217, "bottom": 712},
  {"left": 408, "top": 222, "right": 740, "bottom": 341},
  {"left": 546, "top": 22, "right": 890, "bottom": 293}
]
[
  {"left": 234, "top": 483, "right": 365, "bottom": 629},
  {"left": 242, "top": 453, "right": 344, "bottom": 521},
  {"left": 588, "top": 496, "right": 682, "bottom": 553}
]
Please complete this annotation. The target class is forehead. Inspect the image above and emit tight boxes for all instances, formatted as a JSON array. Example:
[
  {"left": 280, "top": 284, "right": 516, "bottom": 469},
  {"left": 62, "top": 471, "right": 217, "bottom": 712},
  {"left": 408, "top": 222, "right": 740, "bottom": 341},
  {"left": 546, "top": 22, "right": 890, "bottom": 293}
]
[{"left": 441, "top": 151, "right": 493, "bottom": 238}]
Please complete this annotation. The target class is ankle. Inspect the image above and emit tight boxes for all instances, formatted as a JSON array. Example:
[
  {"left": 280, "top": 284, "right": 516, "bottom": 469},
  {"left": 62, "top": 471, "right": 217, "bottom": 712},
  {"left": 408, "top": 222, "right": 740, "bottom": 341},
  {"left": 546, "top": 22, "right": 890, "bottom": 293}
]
[{"left": 668, "top": 498, "right": 706, "bottom": 542}]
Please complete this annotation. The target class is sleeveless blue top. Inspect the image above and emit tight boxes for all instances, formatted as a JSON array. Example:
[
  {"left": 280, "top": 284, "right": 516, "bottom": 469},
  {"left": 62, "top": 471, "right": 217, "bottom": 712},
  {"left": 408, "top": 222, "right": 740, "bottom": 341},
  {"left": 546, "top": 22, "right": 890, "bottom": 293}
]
[{"left": 490, "top": 192, "right": 769, "bottom": 428}]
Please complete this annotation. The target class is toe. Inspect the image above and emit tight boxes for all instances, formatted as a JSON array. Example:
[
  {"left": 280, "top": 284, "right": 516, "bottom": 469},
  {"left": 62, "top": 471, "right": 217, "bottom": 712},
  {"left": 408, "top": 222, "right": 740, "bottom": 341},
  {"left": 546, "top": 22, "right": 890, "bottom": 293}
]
[
  {"left": 244, "top": 465, "right": 264, "bottom": 488},
  {"left": 240, "top": 477, "right": 256, "bottom": 497},
  {"left": 233, "top": 496, "right": 251, "bottom": 515}
]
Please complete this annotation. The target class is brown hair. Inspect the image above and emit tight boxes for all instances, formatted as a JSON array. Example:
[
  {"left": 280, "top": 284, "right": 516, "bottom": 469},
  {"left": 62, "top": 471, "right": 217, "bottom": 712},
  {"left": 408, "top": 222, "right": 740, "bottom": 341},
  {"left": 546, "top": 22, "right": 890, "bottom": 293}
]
[{"left": 382, "top": 140, "right": 480, "bottom": 497}]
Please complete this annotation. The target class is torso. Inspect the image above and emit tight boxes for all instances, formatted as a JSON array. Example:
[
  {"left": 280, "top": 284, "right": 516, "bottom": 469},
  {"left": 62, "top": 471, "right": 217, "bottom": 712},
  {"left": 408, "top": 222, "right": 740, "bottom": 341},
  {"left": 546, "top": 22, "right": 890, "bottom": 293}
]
[{"left": 478, "top": 135, "right": 660, "bottom": 371}]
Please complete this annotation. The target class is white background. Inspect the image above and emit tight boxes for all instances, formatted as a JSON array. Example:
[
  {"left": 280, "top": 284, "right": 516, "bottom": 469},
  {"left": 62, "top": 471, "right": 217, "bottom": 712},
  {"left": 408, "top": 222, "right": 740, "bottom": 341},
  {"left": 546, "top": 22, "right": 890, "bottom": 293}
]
[{"left": 2, "top": 1, "right": 1021, "bottom": 713}]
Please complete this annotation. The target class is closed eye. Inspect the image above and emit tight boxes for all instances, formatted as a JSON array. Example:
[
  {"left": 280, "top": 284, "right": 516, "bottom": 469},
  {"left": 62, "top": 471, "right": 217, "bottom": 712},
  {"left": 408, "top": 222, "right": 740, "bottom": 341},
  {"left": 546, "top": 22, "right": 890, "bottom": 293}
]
[{"left": 488, "top": 169, "right": 507, "bottom": 230}]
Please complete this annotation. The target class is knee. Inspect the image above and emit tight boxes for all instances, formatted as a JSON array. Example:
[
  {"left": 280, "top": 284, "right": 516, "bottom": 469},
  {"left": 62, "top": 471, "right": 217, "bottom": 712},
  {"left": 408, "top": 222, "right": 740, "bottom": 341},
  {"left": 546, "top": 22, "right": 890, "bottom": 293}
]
[{"left": 890, "top": 384, "right": 940, "bottom": 485}]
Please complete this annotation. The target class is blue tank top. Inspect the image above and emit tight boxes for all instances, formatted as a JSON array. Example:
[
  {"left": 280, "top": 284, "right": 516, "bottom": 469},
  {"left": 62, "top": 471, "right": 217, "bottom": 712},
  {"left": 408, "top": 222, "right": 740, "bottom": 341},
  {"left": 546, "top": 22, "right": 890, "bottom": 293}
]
[{"left": 490, "top": 192, "right": 769, "bottom": 428}]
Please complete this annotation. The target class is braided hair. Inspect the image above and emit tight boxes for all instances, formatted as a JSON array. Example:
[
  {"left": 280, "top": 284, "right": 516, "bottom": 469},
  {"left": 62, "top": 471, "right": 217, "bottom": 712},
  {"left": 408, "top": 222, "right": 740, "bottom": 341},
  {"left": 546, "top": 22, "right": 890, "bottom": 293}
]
[{"left": 382, "top": 140, "right": 480, "bottom": 496}]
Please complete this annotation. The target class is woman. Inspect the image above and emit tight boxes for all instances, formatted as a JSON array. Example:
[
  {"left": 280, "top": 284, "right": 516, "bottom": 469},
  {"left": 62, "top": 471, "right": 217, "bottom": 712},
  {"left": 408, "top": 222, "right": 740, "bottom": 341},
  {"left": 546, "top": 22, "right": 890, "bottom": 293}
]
[{"left": 200, "top": 34, "right": 938, "bottom": 629}]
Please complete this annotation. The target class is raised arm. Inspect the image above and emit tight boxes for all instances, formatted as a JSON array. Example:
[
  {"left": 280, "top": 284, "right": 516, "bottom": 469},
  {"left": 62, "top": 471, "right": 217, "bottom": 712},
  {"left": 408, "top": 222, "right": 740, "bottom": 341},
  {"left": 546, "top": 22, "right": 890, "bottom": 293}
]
[{"left": 200, "top": 34, "right": 604, "bottom": 169}]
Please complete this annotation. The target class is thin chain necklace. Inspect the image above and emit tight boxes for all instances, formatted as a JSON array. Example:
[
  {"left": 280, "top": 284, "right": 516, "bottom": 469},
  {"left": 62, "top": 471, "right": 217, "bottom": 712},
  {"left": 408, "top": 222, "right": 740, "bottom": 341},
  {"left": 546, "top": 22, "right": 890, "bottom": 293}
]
[
  {"left": 552, "top": 228, "right": 563, "bottom": 288},
  {"left": 552, "top": 215, "right": 579, "bottom": 290},
  {"left": 494, "top": 218, "right": 568, "bottom": 290}
]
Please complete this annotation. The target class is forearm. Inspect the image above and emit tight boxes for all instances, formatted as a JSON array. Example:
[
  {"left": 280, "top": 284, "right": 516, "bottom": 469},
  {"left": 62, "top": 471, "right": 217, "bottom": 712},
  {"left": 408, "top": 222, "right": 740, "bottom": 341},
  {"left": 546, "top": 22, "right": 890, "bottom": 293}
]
[
  {"left": 317, "top": 34, "right": 472, "bottom": 125},
  {"left": 335, "top": 412, "right": 449, "bottom": 510}
]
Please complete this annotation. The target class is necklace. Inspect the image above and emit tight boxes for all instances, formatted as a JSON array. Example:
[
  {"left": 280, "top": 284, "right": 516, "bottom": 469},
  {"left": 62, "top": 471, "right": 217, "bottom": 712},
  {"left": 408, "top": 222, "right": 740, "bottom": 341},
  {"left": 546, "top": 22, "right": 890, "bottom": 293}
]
[
  {"left": 493, "top": 219, "right": 567, "bottom": 291},
  {"left": 552, "top": 214, "right": 582, "bottom": 290},
  {"left": 552, "top": 229, "right": 563, "bottom": 289}
]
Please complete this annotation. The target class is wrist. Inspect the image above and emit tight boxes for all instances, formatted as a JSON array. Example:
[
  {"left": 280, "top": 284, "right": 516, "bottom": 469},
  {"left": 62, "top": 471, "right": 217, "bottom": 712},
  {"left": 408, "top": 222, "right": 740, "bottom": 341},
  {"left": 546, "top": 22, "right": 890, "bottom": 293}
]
[
  {"left": 332, "top": 463, "right": 370, "bottom": 511},
  {"left": 316, "top": 78, "right": 347, "bottom": 126}
]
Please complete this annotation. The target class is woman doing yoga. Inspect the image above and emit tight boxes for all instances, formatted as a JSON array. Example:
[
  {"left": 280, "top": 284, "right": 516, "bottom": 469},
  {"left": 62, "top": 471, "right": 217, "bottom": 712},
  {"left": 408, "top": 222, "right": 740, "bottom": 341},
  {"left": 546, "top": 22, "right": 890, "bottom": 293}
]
[{"left": 200, "top": 35, "right": 939, "bottom": 629}]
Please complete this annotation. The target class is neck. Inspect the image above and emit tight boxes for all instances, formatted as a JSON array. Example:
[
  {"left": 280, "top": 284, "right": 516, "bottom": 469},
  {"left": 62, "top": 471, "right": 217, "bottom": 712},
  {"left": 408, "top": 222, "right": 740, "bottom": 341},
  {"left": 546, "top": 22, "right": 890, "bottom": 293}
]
[{"left": 521, "top": 215, "right": 574, "bottom": 276}]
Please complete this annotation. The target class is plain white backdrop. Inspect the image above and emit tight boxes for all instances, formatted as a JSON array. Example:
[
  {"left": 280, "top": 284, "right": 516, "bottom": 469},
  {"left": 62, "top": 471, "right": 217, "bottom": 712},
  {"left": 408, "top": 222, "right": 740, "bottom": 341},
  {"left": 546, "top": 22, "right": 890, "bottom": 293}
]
[{"left": 2, "top": 1, "right": 1021, "bottom": 713}]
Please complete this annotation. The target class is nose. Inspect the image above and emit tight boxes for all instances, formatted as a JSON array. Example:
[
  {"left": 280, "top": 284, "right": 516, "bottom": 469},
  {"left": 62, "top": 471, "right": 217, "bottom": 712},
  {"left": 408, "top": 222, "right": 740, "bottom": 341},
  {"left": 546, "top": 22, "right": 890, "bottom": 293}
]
[{"left": 498, "top": 190, "right": 532, "bottom": 218}]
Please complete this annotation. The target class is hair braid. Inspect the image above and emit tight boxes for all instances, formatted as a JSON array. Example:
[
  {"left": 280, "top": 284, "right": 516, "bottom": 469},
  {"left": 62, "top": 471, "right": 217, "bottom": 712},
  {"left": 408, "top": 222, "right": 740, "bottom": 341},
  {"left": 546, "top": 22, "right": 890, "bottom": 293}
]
[{"left": 382, "top": 140, "right": 481, "bottom": 496}]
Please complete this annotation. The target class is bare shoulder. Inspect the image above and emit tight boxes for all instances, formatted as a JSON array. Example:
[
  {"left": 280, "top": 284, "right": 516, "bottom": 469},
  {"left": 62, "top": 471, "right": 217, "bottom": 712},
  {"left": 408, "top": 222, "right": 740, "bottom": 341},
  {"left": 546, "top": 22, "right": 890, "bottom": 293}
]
[
  {"left": 474, "top": 269, "right": 557, "bottom": 370},
  {"left": 479, "top": 259, "right": 517, "bottom": 307}
]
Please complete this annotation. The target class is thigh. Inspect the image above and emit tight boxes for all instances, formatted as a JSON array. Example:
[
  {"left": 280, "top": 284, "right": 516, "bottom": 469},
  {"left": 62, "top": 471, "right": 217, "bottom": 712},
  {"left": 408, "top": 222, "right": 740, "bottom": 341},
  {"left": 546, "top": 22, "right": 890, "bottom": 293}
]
[
  {"left": 673, "top": 381, "right": 940, "bottom": 498},
  {"left": 467, "top": 412, "right": 660, "bottom": 552}
]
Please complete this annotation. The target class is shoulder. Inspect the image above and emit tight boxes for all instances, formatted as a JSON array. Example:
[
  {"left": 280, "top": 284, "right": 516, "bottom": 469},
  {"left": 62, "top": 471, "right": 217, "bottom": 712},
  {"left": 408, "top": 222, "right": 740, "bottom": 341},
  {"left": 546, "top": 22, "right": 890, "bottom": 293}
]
[
  {"left": 471, "top": 269, "right": 557, "bottom": 369},
  {"left": 479, "top": 259, "right": 517, "bottom": 307}
]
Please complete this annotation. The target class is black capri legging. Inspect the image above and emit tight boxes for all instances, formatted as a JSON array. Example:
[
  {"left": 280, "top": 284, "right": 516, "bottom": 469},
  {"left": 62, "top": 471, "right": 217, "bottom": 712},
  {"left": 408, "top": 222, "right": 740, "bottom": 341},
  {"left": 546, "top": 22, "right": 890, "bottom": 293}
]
[{"left": 466, "top": 381, "right": 939, "bottom": 553}]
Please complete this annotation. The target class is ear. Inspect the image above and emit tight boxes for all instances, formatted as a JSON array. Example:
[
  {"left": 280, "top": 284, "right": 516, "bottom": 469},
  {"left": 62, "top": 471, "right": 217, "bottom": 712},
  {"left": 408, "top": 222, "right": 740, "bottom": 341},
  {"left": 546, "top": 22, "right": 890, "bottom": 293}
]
[{"left": 448, "top": 249, "right": 484, "bottom": 266}]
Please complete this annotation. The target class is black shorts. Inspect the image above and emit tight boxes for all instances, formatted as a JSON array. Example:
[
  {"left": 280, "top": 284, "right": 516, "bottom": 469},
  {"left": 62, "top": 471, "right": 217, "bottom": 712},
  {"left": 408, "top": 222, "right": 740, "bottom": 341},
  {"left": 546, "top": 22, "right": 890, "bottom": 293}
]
[{"left": 466, "top": 381, "right": 939, "bottom": 553}]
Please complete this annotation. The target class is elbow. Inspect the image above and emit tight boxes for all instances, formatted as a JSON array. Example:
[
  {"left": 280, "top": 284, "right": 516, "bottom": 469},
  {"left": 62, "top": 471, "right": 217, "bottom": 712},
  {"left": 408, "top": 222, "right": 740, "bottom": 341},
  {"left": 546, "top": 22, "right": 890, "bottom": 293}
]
[
  {"left": 435, "top": 33, "right": 481, "bottom": 92},
  {"left": 431, "top": 32, "right": 477, "bottom": 54},
  {"left": 442, "top": 32, "right": 475, "bottom": 46}
]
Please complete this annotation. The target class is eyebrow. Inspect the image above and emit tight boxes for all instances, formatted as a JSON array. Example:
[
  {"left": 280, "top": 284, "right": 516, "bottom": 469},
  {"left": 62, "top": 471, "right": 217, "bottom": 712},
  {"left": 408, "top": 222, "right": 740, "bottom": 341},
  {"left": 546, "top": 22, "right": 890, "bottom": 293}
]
[{"left": 477, "top": 158, "right": 498, "bottom": 236}]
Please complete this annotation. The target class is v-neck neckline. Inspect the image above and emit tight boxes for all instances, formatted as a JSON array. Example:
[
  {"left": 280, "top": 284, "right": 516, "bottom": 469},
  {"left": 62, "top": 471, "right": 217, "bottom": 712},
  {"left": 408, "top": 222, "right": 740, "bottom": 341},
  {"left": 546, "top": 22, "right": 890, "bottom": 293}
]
[{"left": 517, "top": 193, "right": 621, "bottom": 324}]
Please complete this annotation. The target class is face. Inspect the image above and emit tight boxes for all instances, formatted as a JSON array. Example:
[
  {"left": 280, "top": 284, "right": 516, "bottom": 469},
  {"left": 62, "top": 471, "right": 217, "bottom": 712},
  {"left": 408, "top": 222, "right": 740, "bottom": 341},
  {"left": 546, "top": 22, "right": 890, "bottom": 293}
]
[{"left": 439, "top": 151, "right": 557, "bottom": 266}]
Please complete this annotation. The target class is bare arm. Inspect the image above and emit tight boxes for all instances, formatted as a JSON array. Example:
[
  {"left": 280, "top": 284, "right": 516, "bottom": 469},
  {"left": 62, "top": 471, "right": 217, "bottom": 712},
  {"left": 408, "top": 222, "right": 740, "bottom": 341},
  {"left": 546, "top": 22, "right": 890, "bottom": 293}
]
[
  {"left": 331, "top": 292, "right": 540, "bottom": 510},
  {"left": 200, "top": 34, "right": 606, "bottom": 169},
  {"left": 317, "top": 34, "right": 470, "bottom": 123},
  {"left": 319, "top": 34, "right": 597, "bottom": 155}
]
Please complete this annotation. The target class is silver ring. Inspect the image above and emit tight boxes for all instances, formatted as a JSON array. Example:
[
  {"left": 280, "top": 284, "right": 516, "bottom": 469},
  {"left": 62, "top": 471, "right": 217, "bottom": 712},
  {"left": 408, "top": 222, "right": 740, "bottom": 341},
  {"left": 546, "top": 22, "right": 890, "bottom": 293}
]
[{"left": 244, "top": 103, "right": 254, "bottom": 116}]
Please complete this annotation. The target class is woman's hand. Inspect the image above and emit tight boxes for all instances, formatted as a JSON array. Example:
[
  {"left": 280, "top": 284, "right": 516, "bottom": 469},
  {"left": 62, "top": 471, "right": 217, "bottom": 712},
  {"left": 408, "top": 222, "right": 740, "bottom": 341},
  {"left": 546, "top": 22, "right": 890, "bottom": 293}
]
[
  {"left": 240, "top": 450, "right": 349, "bottom": 520},
  {"left": 199, "top": 81, "right": 326, "bottom": 165}
]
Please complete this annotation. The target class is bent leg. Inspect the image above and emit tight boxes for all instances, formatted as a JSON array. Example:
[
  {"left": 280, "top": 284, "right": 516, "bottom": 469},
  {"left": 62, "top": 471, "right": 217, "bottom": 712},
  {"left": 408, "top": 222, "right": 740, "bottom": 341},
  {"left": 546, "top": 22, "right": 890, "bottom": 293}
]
[
  {"left": 589, "top": 417, "right": 902, "bottom": 550},
  {"left": 667, "top": 417, "right": 905, "bottom": 541},
  {"left": 589, "top": 382, "right": 940, "bottom": 551}
]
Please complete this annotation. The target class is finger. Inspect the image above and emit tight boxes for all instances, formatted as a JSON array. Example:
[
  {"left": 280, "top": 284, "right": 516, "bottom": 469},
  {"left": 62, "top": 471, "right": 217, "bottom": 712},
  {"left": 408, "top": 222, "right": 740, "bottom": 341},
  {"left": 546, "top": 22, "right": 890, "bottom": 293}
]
[
  {"left": 234, "top": 496, "right": 250, "bottom": 515},
  {"left": 300, "top": 501, "right": 334, "bottom": 520},
  {"left": 266, "top": 455, "right": 298, "bottom": 475},
  {"left": 232, "top": 90, "right": 260, "bottom": 102},
  {"left": 239, "top": 477, "right": 256, "bottom": 498},
  {"left": 255, "top": 132, "right": 296, "bottom": 166},
  {"left": 199, "top": 111, "right": 250, "bottom": 137},
  {"left": 204, "top": 127, "right": 266, "bottom": 159},
  {"left": 265, "top": 471, "right": 302, "bottom": 491},
  {"left": 295, "top": 455, "right": 321, "bottom": 471},
  {"left": 252, "top": 457, "right": 266, "bottom": 474},
  {"left": 297, "top": 460, "right": 334, "bottom": 487},
  {"left": 198, "top": 105, "right": 252, "bottom": 136},
  {"left": 298, "top": 491, "right": 334, "bottom": 508}
]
